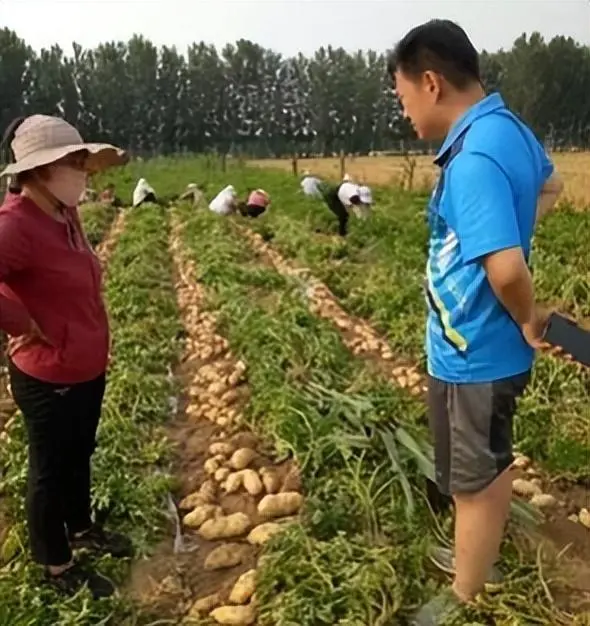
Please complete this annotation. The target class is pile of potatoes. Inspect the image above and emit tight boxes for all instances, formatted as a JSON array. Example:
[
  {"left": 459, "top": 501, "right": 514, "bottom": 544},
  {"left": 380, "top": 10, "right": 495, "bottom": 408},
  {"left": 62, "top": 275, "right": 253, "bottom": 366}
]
[
  {"left": 245, "top": 228, "right": 426, "bottom": 397},
  {"left": 510, "top": 454, "right": 590, "bottom": 529},
  {"left": 171, "top": 221, "right": 304, "bottom": 625}
]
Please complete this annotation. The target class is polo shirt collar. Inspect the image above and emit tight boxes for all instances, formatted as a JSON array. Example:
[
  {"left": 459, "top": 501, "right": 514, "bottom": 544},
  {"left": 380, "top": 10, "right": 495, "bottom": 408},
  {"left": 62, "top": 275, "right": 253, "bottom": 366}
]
[{"left": 434, "top": 92, "right": 505, "bottom": 165}]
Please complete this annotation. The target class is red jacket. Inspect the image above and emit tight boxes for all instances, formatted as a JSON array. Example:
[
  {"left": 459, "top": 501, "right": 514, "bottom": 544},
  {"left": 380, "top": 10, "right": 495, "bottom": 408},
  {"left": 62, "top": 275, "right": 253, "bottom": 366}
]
[{"left": 0, "top": 193, "right": 109, "bottom": 384}]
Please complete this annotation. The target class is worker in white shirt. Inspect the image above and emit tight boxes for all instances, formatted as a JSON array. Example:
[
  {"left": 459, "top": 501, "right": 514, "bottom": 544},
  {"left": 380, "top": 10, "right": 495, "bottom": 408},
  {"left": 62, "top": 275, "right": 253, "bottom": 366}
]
[
  {"left": 355, "top": 184, "right": 373, "bottom": 219},
  {"left": 132, "top": 178, "right": 157, "bottom": 208},
  {"left": 179, "top": 183, "right": 205, "bottom": 207},
  {"left": 319, "top": 179, "right": 363, "bottom": 237},
  {"left": 209, "top": 185, "right": 238, "bottom": 216},
  {"left": 300, "top": 170, "right": 323, "bottom": 198}
]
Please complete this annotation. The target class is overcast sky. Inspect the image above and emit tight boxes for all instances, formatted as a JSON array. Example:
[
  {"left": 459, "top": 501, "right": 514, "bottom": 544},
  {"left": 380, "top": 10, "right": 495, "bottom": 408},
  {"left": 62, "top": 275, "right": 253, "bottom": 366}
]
[{"left": 2, "top": 0, "right": 589, "bottom": 57}]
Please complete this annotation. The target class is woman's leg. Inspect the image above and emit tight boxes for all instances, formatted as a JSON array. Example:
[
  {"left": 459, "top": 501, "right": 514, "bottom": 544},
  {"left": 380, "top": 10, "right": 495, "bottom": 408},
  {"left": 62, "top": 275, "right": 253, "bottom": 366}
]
[
  {"left": 65, "top": 373, "right": 133, "bottom": 558},
  {"left": 62, "top": 373, "right": 106, "bottom": 536},
  {"left": 8, "top": 363, "right": 73, "bottom": 567}
]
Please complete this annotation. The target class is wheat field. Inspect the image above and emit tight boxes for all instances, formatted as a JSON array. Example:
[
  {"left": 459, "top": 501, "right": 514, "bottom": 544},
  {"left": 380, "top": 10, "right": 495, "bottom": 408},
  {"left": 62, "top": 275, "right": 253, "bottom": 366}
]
[{"left": 250, "top": 152, "right": 590, "bottom": 207}]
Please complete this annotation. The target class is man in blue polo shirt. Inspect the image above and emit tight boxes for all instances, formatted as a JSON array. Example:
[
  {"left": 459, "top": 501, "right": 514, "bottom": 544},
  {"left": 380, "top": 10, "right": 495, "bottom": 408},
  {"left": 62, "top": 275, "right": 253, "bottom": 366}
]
[{"left": 387, "top": 20, "right": 564, "bottom": 625}]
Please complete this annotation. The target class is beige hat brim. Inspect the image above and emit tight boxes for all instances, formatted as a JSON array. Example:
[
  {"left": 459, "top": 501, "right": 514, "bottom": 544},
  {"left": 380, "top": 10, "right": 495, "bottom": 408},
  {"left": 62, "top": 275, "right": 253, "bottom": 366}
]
[{"left": 0, "top": 142, "right": 128, "bottom": 177}]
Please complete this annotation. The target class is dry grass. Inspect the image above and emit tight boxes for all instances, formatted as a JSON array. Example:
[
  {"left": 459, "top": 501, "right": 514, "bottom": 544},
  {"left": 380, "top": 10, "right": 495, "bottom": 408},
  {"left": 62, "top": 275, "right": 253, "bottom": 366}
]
[{"left": 250, "top": 152, "right": 590, "bottom": 208}]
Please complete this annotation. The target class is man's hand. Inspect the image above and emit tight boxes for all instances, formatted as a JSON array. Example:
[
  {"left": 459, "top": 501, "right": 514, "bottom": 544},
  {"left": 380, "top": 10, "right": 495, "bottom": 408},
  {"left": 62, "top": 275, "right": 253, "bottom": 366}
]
[{"left": 521, "top": 306, "right": 550, "bottom": 349}]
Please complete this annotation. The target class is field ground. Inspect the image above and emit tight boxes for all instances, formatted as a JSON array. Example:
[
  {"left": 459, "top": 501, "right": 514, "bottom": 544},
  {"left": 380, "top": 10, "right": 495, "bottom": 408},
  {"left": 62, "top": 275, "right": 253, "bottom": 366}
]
[
  {"left": 249, "top": 152, "right": 590, "bottom": 208},
  {"left": 0, "top": 158, "right": 588, "bottom": 625}
]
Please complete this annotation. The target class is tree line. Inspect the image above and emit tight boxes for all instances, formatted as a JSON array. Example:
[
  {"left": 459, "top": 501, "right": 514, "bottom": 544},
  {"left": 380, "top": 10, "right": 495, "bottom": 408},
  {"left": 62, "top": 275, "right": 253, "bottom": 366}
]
[{"left": 1, "top": 28, "right": 589, "bottom": 158}]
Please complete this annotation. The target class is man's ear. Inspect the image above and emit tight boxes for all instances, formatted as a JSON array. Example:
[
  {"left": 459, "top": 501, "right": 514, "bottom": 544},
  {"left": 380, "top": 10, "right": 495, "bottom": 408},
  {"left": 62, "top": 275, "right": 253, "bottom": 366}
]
[{"left": 422, "top": 71, "right": 443, "bottom": 101}]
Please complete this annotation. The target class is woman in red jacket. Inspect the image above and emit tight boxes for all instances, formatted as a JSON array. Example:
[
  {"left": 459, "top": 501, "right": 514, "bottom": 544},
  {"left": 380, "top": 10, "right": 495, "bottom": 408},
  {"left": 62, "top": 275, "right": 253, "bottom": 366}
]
[{"left": 0, "top": 115, "right": 130, "bottom": 599}]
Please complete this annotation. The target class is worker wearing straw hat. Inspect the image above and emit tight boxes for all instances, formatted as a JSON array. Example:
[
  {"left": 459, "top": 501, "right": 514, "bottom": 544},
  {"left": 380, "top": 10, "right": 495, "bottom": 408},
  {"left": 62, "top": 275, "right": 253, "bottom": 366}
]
[{"left": 0, "top": 115, "right": 132, "bottom": 600}]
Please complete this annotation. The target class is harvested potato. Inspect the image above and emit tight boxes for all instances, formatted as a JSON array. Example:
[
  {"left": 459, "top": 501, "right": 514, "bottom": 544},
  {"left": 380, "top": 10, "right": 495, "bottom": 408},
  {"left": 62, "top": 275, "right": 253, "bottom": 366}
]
[
  {"left": 179, "top": 491, "right": 207, "bottom": 510},
  {"left": 222, "top": 389, "right": 240, "bottom": 405},
  {"left": 230, "top": 448, "right": 257, "bottom": 471},
  {"left": 511, "top": 455, "right": 531, "bottom": 470},
  {"left": 512, "top": 478, "right": 542, "bottom": 497},
  {"left": 228, "top": 372, "right": 243, "bottom": 387},
  {"left": 210, "top": 604, "right": 256, "bottom": 625},
  {"left": 258, "top": 493, "right": 303, "bottom": 519},
  {"left": 247, "top": 522, "right": 283, "bottom": 545},
  {"left": 208, "top": 381, "right": 226, "bottom": 395},
  {"left": 215, "top": 468, "right": 231, "bottom": 483},
  {"left": 224, "top": 472, "right": 244, "bottom": 494},
  {"left": 579, "top": 508, "right": 590, "bottom": 529},
  {"left": 199, "top": 512, "right": 252, "bottom": 541},
  {"left": 183, "top": 504, "right": 221, "bottom": 529},
  {"left": 530, "top": 493, "right": 557, "bottom": 509},
  {"left": 188, "top": 593, "right": 221, "bottom": 615},
  {"left": 217, "top": 416, "right": 230, "bottom": 428},
  {"left": 259, "top": 467, "right": 280, "bottom": 494},
  {"left": 229, "top": 569, "right": 256, "bottom": 604},
  {"left": 209, "top": 443, "right": 235, "bottom": 459},
  {"left": 199, "top": 480, "right": 217, "bottom": 502},
  {"left": 204, "top": 458, "right": 220, "bottom": 475},
  {"left": 204, "top": 543, "right": 249, "bottom": 570},
  {"left": 241, "top": 469, "right": 263, "bottom": 496}
]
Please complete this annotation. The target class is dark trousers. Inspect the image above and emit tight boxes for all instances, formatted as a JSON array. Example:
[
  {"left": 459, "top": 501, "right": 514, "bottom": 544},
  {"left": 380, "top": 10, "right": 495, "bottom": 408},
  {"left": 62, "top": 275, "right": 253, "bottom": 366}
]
[
  {"left": 322, "top": 187, "right": 349, "bottom": 236},
  {"left": 8, "top": 362, "right": 106, "bottom": 566},
  {"left": 244, "top": 204, "right": 266, "bottom": 218}
]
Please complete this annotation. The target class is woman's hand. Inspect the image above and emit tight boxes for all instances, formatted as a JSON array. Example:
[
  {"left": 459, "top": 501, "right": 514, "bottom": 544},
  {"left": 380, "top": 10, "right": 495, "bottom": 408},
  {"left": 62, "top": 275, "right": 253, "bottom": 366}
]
[{"left": 8, "top": 319, "right": 53, "bottom": 356}]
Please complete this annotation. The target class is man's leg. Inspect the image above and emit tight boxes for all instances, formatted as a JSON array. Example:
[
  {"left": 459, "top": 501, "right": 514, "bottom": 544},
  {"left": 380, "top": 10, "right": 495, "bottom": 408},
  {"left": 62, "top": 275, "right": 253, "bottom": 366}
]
[
  {"left": 449, "top": 373, "right": 530, "bottom": 600},
  {"left": 413, "top": 372, "right": 530, "bottom": 624}
]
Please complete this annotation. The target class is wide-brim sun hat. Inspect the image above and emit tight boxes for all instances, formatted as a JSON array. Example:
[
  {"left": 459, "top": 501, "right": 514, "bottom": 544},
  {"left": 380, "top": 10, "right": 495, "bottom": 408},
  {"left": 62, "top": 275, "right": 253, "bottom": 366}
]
[{"left": 0, "top": 114, "right": 128, "bottom": 177}]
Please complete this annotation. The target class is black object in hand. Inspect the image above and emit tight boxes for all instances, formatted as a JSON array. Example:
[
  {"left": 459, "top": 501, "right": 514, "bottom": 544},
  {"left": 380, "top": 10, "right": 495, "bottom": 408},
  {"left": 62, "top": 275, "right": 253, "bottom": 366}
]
[{"left": 543, "top": 312, "right": 590, "bottom": 367}]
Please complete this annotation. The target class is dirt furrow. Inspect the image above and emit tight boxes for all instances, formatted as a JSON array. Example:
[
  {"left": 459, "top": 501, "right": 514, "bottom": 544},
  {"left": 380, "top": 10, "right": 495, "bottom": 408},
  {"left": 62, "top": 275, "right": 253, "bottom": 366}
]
[
  {"left": 131, "top": 214, "right": 303, "bottom": 625},
  {"left": 239, "top": 225, "right": 590, "bottom": 580}
]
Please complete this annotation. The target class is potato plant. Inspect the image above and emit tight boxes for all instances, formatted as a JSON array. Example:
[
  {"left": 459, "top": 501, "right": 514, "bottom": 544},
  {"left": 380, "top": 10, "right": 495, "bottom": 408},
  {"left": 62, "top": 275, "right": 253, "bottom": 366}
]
[
  {"left": 176, "top": 203, "right": 580, "bottom": 626},
  {"left": 0, "top": 204, "right": 182, "bottom": 624}
]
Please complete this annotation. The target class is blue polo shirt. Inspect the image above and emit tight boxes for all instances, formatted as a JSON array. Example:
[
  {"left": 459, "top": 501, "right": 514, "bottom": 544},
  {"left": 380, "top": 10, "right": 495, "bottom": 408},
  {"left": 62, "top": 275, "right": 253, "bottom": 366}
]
[{"left": 426, "top": 93, "right": 554, "bottom": 383}]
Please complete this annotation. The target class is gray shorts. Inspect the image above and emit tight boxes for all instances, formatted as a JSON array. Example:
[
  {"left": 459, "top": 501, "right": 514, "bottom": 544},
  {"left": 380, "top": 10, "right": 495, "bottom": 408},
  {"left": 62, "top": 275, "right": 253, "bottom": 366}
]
[{"left": 427, "top": 371, "right": 531, "bottom": 496}]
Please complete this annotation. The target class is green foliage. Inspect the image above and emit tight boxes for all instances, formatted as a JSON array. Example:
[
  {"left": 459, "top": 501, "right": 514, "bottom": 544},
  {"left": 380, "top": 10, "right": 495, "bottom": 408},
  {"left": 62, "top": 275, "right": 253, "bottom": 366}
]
[{"left": 0, "top": 205, "right": 182, "bottom": 624}]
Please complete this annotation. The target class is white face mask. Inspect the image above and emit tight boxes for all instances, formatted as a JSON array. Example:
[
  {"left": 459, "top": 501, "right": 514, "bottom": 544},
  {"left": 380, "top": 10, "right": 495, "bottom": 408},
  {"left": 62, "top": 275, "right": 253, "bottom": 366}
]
[{"left": 44, "top": 165, "right": 87, "bottom": 207}]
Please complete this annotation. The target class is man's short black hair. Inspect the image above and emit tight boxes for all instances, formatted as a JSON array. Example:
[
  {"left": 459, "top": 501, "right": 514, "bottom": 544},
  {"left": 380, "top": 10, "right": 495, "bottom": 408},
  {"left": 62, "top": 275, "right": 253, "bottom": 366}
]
[{"left": 387, "top": 19, "right": 480, "bottom": 90}]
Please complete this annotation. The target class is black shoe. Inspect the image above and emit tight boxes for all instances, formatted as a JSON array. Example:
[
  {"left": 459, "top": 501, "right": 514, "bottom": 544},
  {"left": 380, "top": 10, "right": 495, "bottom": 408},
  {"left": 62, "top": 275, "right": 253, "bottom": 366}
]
[
  {"left": 70, "top": 524, "right": 134, "bottom": 558},
  {"left": 46, "top": 562, "right": 115, "bottom": 600}
]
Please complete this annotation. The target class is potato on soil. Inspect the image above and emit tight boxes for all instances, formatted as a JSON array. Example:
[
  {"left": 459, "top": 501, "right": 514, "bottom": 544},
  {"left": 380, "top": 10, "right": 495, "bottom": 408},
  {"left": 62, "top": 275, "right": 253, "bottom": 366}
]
[
  {"left": 247, "top": 522, "right": 283, "bottom": 545},
  {"left": 579, "top": 508, "right": 590, "bottom": 529},
  {"left": 229, "top": 569, "right": 257, "bottom": 604},
  {"left": 215, "top": 467, "right": 231, "bottom": 482},
  {"left": 258, "top": 492, "right": 303, "bottom": 519},
  {"left": 210, "top": 604, "right": 256, "bottom": 625},
  {"left": 241, "top": 469, "right": 263, "bottom": 496},
  {"left": 204, "top": 543, "right": 249, "bottom": 570},
  {"left": 199, "top": 512, "right": 252, "bottom": 540},
  {"left": 530, "top": 493, "right": 557, "bottom": 509},
  {"left": 183, "top": 504, "right": 222, "bottom": 529},
  {"left": 188, "top": 592, "right": 222, "bottom": 615},
  {"left": 179, "top": 491, "right": 208, "bottom": 510},
  {"left": 209, "top": 442, "right": 235, "bottom": 457},
  {"left": 230, "top": 448, "right": 257, "bottom": 470},
  {"left": 204, "top": 458, "right": 220, "bottom": 475},
  {"left": 259, "top": 467, "right": 280, "bottom": 494},
  {"left": 512, "top": 478, "right": 542, "bottom": 497},
  {"left": 224, "top": 471, "right": 244, "bottom": 494},
  {"left": 199, "top": 480, "right": 217, "bottom": 503}
]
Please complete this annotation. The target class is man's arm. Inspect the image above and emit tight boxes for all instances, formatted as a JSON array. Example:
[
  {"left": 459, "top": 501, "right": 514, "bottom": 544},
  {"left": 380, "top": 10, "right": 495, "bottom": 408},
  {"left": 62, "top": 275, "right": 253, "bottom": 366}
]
[
  {"left": 447, "top": 153, "right": 545, "bottom": 346},
  {"left": 536, "top": 171, "right": 564, "bottom": 223}
]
